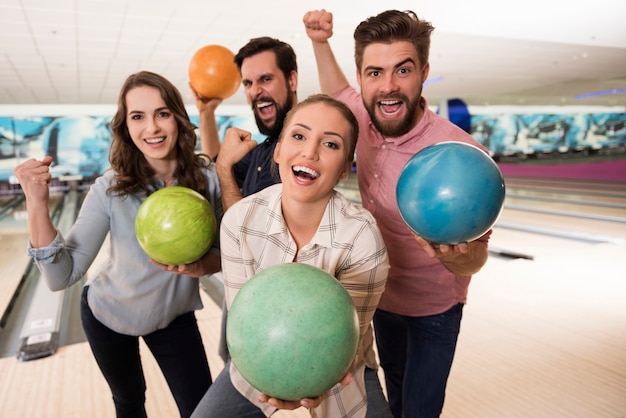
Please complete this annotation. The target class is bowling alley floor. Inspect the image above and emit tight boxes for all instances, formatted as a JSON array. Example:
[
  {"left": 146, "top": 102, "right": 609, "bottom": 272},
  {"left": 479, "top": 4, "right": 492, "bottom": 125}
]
[{"left": 1, "top": 172, "right": 625, "bottom": 417}]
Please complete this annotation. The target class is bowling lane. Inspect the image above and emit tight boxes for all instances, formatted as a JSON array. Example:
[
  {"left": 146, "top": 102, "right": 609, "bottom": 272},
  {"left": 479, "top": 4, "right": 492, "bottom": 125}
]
[
  {"left": 0, "top": 183, "right": 91, "bottom": 359},
  {"left": 499, "top": 176, "right": 626, "bottom": 243},
  {"left": 496, "top": 207, "right": 626, "bottom": 242},
  {"left": 503, "top": 176, "right": 626, "bottom": 194},
  {"left": 0, "top": 232, "right": 31, "bottom": 322},
  {"left": 0, "top": 172, "right": 623, "bottom": 417},
  {"left": 0, "top": 193, "right": 64, "bottom": 323},
  {"left": 335, "top": 172, "right": 626, "bottom": 261},
  {"left": 504, "top": 178, "right": 626, "bottom": 213}
]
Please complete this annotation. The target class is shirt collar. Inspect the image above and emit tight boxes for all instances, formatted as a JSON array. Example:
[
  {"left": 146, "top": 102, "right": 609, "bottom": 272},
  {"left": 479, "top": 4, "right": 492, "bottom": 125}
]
[
  {"left": 265, "top": 185, "right": 289, "bottom": 237},
  {"left": 265, "top": 185, "right": 337, "bottom": 250}
]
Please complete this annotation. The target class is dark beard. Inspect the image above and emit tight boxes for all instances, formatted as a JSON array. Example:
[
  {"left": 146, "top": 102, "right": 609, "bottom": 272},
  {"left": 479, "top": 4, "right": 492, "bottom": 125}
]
[
  {"left": 254, "top": 93, "right": 294, "bottom": 139},
  {"left": 365, "top": 88, "right": 422, "bottom": 137}
]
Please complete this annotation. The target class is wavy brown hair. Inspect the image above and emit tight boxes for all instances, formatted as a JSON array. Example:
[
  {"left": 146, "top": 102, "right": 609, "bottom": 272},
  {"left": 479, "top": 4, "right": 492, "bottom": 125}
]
[{"left": 107, "top": 71, "right": 210, "bottom": 199}]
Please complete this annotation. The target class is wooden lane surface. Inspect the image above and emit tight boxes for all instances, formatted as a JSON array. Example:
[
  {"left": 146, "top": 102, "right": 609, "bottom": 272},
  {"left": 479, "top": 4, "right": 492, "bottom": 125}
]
[
  {"left": 0, "top": 285, "right": 311, "bottom": 418},
  {"left": 0, "top": 194, "right": 64, "bottom": 321},
  {"left": 2, "top": 236, "right": 625, "bottom": 417},
  {"left": 0, "top": 224, "right": 31, "bottom": 322}
]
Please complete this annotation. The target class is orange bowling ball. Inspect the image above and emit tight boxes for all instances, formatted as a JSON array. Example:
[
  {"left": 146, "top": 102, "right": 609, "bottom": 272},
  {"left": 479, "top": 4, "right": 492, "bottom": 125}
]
[{"left": 189, "top": 45, "right": 241, "bottom": 99}]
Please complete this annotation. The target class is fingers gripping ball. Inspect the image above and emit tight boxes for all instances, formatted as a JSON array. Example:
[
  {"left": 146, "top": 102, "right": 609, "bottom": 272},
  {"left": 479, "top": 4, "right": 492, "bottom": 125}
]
[
  {"left": 188, "top": 44, "right": 241, "bottom": 99},
  {"left": 396, "top": 141, "right": 505, "bottom": 244},
  {"left": 227, "top": 263, "right": 360, "bottom": 401},
  {"left": 135, "top": 186, "right": 217, "bottom": 265}
]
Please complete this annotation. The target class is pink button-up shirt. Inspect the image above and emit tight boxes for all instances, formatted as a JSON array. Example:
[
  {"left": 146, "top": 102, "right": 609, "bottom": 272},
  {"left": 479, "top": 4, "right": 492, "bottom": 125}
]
[{"left": 336, "top": 87, "right": 491, "bottom": 317}]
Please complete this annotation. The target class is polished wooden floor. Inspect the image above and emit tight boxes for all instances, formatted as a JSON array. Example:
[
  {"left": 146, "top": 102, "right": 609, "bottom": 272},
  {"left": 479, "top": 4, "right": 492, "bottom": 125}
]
[{"left": 1, "top": 175, "right": 625, "bottom": 417}]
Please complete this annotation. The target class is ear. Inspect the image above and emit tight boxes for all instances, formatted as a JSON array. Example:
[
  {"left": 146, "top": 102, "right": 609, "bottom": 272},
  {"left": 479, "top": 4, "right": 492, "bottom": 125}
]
[
  {"left": 356, "top": 68, "right": 361, "bottom": 88},
  {"left": 288, "top": 70, "right": 298, "bottom": 93},
  {"left": 273, "top": 141, "right": 282, "bottom": 163},
  {"left": 421, "top": 62, "right": 430, "bottom": 83}
]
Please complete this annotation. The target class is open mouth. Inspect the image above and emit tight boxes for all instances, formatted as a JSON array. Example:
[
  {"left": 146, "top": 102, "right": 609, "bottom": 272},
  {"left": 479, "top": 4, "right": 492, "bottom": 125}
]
[
  {"left": 145, "top": 137, "right": 166, "bottom": 144},
  {"left": 256, "top": 101, "right": 274, "bottom": 116},
  {"left": 292, "top": 165, "right": 320, "bottom": 180},
  {"left": 378, "top": 99, "right": 403, "bottom": 116}
]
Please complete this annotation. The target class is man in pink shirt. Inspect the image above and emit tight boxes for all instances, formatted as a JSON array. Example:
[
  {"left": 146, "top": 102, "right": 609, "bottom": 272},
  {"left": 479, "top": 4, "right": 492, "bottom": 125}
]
[{"left": 304, "top": 9, "right": 492, "bottom": 418}]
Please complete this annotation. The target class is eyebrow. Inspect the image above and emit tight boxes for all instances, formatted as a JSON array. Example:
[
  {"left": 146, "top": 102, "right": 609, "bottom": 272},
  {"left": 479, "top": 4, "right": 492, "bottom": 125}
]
[
  {"left": 242, "top": 72, "right": 274, "bottom": 84},
  {"left": 128, "top": 106, "right": 170, "bottom": 115},
  {"left": 294, "top": 122, "right": 345, "bottom": 140},
  {"left": 364, "top": 57, "right": 416, "bottom": 72}
]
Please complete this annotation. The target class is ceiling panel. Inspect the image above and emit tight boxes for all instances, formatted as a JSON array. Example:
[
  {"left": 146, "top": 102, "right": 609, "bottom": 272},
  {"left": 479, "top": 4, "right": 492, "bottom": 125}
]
[{"left": 0, "top": 0, "right": 624, "bottom": 108}]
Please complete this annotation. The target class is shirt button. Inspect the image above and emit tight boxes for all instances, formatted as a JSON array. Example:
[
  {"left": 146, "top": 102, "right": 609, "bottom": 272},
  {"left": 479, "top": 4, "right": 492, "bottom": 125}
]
[
  {"left": 373, "top": 173, "right": 379, "bottom": 179},
  {"left": 381, "top": 144, "right": 386, "bottom": 149}
]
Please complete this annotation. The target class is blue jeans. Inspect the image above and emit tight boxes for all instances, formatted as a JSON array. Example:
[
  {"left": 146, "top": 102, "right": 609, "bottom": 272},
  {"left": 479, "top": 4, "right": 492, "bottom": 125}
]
[
  {"left": 81, "top": 286, "right": 212, "bottom": 418},
  {"left": 373, "top": 304, "right": 464, "bottom": 418},
  {"left": 190, "top": 360, "right": 393, "bottom": 418}
]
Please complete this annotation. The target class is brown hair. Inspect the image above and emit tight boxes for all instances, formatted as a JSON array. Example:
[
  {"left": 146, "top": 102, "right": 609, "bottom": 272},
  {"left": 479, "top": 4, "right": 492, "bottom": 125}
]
[
  {"left": 353, "top": 10, "right": 435, "bottom": 72},
  {"left": 234, "top": 37, "right": 298, "bottom": 80},
  {"left": 108, "top": 71, "right": 210, "bottom": 198}
]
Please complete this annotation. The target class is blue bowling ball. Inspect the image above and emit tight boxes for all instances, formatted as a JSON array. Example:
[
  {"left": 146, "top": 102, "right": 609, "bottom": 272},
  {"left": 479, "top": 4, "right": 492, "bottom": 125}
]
[{"left": 396, "top": 141, "right": 505, "bottom": 244}]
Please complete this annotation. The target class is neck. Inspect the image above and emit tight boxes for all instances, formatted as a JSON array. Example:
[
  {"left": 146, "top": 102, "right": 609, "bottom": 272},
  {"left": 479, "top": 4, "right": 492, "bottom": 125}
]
[
  {"left": 281, "top": 194, "right": 330, "bottom": 251},
  {"left": 150, "top": 160, "right": 177, "bottom": 187}
]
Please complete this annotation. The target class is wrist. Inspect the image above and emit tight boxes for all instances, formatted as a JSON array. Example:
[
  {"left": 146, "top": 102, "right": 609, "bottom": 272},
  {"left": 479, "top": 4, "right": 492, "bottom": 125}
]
[{"left": 216, "top": 157, "right": 233, "bottom": 174}]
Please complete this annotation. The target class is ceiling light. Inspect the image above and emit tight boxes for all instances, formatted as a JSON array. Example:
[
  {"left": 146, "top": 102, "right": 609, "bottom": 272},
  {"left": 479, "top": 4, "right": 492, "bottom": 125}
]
[
  {"left": 424, "top": 76, "right": 443, "bottom": 86},
  {"left": 575, "top": 88, "right": 626, "bottom": 99}
]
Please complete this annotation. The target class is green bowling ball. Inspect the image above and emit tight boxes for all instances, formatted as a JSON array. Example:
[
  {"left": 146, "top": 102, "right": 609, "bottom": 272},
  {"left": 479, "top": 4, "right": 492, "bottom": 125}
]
[
  {"left": 135, "top": 186, "right": 217, "bottom": 265},
  {"left": 227, "top": 263, "right": 359, "bottom": 400}
]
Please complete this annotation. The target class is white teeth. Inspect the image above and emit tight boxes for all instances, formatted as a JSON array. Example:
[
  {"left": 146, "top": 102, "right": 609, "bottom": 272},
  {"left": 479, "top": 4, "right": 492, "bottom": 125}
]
[
  {"left": 145, "top": 137, "right": 165, "bottom": 144},
  {"left": 293, "top": 165, "right": 319, "bottom": 178},
  {"left": 257, "top": 102, "right": 272, "bottom": 108},
  {"left": 380, "top": 100, "right": 400, "bottom": 105}
]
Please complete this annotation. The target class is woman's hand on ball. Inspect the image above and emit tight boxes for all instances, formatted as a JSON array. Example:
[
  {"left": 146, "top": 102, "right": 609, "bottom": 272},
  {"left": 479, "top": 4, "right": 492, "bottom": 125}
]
[
  {"left": 149, "top": 251, "right": 220, "bottom": 277},
  {"left": 258, "top": 371, "right": 352, "bottom": 410}
]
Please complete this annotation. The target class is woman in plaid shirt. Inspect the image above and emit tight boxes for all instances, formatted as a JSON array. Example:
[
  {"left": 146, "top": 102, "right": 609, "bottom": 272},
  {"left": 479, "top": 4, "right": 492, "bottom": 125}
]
[{"left": 192, "top": 94, "right": 392, "bottom": 418}]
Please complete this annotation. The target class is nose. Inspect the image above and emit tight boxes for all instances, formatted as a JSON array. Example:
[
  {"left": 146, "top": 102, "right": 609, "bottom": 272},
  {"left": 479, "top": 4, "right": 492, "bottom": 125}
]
[
  {"left": 301, "top": 140, "right": 319, "bottom": 160},
  {"left": 146, "top": 116, "right": 161, "bottom": 133},
  {"left": 247, "top": 82, "right": 264, "bottom": 101},
  {"left": 379, "top": 73, "right": 399, "bottom": 94}
]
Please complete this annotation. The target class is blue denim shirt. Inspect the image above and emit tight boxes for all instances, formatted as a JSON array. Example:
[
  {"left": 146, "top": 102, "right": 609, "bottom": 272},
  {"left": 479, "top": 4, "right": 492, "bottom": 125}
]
[{"left": 233, "top": 136, "right": 280, "bottom": 197}]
